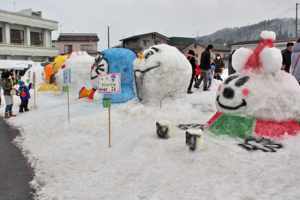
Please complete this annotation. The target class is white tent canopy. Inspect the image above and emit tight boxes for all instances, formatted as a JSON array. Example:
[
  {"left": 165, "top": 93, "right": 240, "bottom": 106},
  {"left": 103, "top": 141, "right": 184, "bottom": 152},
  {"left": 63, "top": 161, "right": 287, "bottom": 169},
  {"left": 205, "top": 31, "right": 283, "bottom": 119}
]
[{"left": 0, "top": 60, "right": 35, "bottom": 70}]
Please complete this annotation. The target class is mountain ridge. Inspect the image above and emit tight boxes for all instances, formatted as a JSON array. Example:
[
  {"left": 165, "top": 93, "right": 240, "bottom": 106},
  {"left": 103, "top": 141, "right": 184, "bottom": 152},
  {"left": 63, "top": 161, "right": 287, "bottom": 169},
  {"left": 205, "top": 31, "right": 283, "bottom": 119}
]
[{"left": 196, "top": 18, "right": 296, "bottom": 45}]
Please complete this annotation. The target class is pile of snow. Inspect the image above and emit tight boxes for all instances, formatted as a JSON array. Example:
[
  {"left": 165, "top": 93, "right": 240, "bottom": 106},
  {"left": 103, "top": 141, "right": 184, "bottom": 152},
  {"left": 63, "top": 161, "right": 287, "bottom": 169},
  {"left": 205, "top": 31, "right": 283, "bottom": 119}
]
[
  {"left": 21, "top": 64, "right": 45, "bottom": 87},
  {"left": 2, "top": 68, "right": 300, "bottom": 199},
  {"left": 55, "top": 52, "right": 95, "bottom": 98}
]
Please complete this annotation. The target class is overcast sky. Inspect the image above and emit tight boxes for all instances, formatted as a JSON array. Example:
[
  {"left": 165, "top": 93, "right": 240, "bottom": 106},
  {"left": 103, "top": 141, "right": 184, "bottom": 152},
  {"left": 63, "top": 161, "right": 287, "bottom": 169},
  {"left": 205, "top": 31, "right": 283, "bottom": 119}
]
[{"left": 2, "top": 0, "right": 299, "bottom": 51}]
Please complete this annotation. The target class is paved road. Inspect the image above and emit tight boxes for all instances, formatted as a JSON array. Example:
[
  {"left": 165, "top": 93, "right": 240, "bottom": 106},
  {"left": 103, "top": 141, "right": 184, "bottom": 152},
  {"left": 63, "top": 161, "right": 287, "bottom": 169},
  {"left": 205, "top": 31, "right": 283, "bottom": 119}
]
[{"left": 0, "top": 116, "right": 35, "bottom": 200}]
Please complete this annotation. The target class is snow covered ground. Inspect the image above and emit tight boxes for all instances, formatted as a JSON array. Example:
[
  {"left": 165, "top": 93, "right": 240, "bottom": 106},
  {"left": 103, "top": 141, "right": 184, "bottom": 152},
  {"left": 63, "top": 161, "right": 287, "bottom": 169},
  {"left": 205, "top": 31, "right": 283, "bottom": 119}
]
[{"left": 2, "top": 69, "right": 300, "bottom": 200}]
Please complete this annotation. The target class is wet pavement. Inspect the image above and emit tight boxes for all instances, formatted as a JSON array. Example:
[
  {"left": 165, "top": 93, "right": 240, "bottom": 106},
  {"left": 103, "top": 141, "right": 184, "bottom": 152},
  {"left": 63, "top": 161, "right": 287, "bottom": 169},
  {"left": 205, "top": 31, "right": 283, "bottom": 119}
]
[{"left": 0, "top": 116, "right": 35, "bottom": 200}]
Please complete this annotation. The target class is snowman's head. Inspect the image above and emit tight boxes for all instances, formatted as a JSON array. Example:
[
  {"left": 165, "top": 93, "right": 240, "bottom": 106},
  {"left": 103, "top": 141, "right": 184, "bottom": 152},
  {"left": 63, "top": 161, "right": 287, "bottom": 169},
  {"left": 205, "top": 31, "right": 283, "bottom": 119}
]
[
  {"left": 133, "top": 44, "right": 191, "bottom": 105},
  {"left": 216, "top": 31, "right": 300, "bottom": 122}
]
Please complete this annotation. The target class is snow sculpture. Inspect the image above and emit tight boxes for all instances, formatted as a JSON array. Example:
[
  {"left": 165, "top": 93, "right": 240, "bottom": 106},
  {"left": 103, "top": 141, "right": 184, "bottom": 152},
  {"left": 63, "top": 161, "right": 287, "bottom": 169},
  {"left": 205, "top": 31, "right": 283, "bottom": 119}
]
[
  {"left": 89, "top": 48, "right": 136, "bottom": 103},
  {"left": 207, "top": 31, "right": 300, "bottom": 139},
  {"left": 156, "top": 120, "right": 171, "bottom": 139},
  {"left": 55, "top": 51, "right": 95, "bottom": 95},
  {"left": 133, "top": 44, "right": 191, "bottom": 107},
  {"left": 186, "top": 129, "right": 204, "bottom": 151}
]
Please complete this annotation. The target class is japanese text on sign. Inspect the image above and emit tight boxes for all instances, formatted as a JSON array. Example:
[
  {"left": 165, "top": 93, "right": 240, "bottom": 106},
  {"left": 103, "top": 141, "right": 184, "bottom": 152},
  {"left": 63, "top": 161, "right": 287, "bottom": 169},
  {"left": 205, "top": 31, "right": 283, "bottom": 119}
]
[{"left": 98, "top": 74, "right": 121, "bottom": 93}]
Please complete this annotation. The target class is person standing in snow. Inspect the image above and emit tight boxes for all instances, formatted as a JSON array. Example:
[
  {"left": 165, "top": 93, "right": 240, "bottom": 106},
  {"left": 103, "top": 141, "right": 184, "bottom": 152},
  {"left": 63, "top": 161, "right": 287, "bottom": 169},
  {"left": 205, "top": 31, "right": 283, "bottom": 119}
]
[
  {"left": 291, "top": 38, "right": 300, "bottom": 85},
  {"left": 194, "top": 59, "right": 200, "bottom": 83},
  {"left": 187, "top": 50, "right": 197, "bottom": 94},
  {"left": 213, "top": 54, "right": 225, "bottom": 81},
  {"left": 281, "top": 42, "right": 294, "bottom": 73},
  {"left": 1, "top": 71, "right": 17, "bottom": 118},
  {"left": 17, "top": 80, "right": 32, "bottom": 112},
  {"left": 208, "top": 63, "right": 215, "bottom": 88},
  {"left": 194, "top": 44, "right": 213, "bottom": 91}
]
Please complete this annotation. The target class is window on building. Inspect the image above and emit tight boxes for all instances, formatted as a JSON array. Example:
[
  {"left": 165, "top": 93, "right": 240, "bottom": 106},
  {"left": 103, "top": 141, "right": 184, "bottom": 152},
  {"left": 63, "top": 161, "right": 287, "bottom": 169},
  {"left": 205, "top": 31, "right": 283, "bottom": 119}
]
[
  {"left": 31, "top": 32, "right": 42, "bottom": 46},
  {"left": 152, "top": 34, "right": 156, "bottom": 39},
  {"left": 194, "top": 44, "right": 197, "bottom": 49},
  {"left": 132, "top": 40, "right": 137, "bottom": 47},
  {"left": 144, "top": 40, "right": 150, "bottom": 46},
  {"left": 10, "top": 29, "right": 24, "bottom": 44},
  {"left": 155, "top": 41, "right": 161, "bottom": 45},
  {"left": 0, "top": 27, "right": 2, "bottom": 43},
  {"left": 196, "top": 54, "right": 198, "bottom": 57},
  {"left": 81, "top": 45, "right": 93, "bottom": 51},
  {"left": 123, "top": 41, "right": 129, "bottom": 47},
  {"left": 64, "top": 45, "right": 73, "bottom": 54}
]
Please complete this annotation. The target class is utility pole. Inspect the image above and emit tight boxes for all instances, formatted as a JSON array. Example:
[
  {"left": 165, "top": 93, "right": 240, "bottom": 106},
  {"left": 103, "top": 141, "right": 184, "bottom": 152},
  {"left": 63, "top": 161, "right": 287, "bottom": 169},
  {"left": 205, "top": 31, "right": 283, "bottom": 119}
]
[
  {"left": 108, "top": 26, "right": 110, "bottom": 49},
  {"left": 297, "top": 3, "right": 299, "bottom": 37}
]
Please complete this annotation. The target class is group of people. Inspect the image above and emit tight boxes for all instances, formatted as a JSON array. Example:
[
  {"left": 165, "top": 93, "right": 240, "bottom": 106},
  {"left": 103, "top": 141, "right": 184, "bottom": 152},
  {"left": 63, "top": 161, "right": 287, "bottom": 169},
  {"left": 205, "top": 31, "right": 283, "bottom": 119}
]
[
  {"left": 187, "top": 44, "right": 226, "bottom": 94},
  {"left": 286, "top": 40, "right": 300, "bottom": 85},
  {"left": 187, "top": 40, "right": 300, "bottom": 94},
  {"left": 0, "top": 71, "right": 32, "bottom": 118}
]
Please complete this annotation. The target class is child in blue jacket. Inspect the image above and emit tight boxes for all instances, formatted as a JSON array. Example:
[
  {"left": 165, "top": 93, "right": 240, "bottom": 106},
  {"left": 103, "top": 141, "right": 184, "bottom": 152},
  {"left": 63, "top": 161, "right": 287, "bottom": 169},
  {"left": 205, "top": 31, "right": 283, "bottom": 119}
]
[{"left": 18, "top": 80, "right": 31, "bottom": 112}]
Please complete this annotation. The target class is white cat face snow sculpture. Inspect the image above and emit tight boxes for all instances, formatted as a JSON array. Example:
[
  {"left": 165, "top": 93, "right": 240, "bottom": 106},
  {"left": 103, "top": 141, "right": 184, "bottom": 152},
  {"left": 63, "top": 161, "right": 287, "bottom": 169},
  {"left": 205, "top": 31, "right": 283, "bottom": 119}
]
[
  {"left": 133, "top": 44, "right": 192, "bottom": 107},
  {"left": 216, "top": 31, "right": 300, "bottom": 123}
]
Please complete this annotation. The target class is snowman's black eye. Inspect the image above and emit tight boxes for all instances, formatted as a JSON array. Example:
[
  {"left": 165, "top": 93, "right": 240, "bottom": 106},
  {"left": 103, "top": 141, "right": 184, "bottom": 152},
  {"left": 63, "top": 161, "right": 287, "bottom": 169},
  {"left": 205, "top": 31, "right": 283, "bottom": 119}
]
[
  {"left": 145, "top": 51, "right": 154, "bottom": 59},
  {"left": 94, "top": 54, "right": 103, "bottom": 65},
  {"left": 235, "top": 76, "right": 250, "bottom": 87},
  {"left": 225, "top": 75, "right": 239, "bottom": 84}
]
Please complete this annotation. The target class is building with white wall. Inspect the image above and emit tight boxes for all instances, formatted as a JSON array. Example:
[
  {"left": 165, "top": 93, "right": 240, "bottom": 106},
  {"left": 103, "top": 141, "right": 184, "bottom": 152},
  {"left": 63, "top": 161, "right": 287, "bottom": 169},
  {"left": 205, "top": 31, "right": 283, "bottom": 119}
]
[{"left": 0, "top": 8, "right": 59, "bottom": 62}]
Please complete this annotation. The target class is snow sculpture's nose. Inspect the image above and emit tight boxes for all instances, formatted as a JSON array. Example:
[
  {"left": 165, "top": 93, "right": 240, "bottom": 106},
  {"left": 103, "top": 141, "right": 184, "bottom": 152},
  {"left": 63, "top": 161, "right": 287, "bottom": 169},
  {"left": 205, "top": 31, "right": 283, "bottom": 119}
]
[
  {"left": 223, "top": 87, "right": 235, "bottom": 99},
  {"left": 137, "top": 53, "right": 144, "bottom": 59}
]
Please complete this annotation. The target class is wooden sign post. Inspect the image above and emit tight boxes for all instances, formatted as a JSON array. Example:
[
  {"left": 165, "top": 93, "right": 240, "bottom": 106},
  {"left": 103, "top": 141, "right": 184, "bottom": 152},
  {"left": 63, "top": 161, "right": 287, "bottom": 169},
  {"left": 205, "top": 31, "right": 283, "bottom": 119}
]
[
  {"left": 63, "top": 69, "right": 71, "bottom": 123},
  {"left": 32, "top": 72, "right": 36, "bottom": 110},
  {"left": 98, "top": 73, "right": 121, "bottom": 148}
]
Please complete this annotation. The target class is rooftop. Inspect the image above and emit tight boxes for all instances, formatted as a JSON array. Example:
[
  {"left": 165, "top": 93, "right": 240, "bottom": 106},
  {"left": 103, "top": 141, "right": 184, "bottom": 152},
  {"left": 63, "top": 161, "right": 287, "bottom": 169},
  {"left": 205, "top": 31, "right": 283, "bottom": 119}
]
[
  {"left": 57, "top": 33, "right": 99, "bottom": 42},
  {"left": 182, "top": 42, "right": 231, "bottom": 52},
  {"left": 120, "top": 32, "right": 169, "bottom": 41}
]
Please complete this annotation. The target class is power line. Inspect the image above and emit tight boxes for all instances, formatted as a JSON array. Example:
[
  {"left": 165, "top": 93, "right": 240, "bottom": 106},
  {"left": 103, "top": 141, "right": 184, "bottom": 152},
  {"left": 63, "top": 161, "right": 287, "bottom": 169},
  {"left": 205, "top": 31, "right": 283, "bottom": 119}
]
[{"left": 270, "top": 5, "right": 295, "bottom": 20}]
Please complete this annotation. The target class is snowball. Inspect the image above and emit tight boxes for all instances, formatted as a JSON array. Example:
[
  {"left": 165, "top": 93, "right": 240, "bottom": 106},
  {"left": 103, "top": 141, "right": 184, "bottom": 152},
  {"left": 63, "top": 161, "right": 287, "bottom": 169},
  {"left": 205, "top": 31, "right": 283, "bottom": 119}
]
[
  {"left": 261, "top": 31, "right": 276, "bottom": 41},
  {"left": 232, "top": 48, "right": 253, "bottom": 72},
  {"left": 259, "top": 47, "right": 282, "bottom": 75}
]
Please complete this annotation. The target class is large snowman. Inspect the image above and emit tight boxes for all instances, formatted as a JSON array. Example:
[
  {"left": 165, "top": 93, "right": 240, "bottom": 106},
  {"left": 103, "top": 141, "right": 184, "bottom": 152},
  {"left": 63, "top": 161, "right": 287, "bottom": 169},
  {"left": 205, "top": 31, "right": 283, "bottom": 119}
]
[
  {"left": 133, "top": 44, "right": 191, "bottom": 107},
  {"left": 207, "top": 31, "right": 300, "bottom": 139}
]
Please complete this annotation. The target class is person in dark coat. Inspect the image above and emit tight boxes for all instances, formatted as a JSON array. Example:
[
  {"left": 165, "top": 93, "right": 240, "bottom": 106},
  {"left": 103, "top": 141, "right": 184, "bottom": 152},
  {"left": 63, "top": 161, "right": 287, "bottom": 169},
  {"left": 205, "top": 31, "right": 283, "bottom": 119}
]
[
  {"left": 213, "top": 54, "right": 225, "bottom": 81},
  {"left": 291, "top": 38, "right": 300, "bottom": 85},
  {"left": 281, "top": 42, "right": 294, "bottom": 73},
  {"left": 187, "top": 50, "right": 197, "bottom": 94},
  {"left": 17, "top": 80, "right": 31, "bottom": 112},
  {"left": 1, "top": 71, "right": 17, "bottom": 118},
  {"left": 194, "top": 44, "right": 213, "bottom": 91}
]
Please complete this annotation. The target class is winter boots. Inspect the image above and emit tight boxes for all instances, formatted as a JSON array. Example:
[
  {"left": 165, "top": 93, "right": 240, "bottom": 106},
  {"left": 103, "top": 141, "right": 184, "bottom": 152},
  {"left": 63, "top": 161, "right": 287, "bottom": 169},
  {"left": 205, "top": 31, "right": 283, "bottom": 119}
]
[
  {"left": 5, "top": 112, "right": 10, "bottom": 118},
  {"left": 187, "top": 89, "right": 194, "bottom": 94},
  {"left": 9, "top": 111, "right": 16, "bottom": 117}
]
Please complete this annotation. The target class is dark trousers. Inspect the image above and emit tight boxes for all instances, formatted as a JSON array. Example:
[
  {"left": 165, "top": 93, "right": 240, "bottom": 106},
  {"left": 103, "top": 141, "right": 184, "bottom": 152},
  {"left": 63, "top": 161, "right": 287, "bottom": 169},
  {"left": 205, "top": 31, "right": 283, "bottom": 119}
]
[
  {"left": 20, "top": 99, "right": 28, "bottom": 111},
  {"left": 195, "top": 69, "right": 208, "bottom": 90},
  {"left": 188, "top": 70, "right": 196, "bottom": 90}
]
